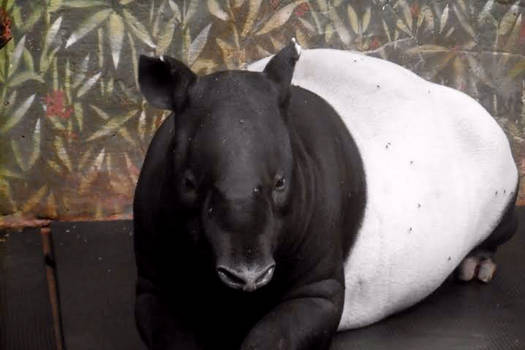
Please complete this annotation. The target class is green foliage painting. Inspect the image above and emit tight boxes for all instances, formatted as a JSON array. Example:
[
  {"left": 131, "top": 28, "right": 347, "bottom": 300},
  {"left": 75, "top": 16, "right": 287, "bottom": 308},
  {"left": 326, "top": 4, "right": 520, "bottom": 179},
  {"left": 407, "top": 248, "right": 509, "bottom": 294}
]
[{"left": 1, "top": 0, "right": 525, "bottom": 226}]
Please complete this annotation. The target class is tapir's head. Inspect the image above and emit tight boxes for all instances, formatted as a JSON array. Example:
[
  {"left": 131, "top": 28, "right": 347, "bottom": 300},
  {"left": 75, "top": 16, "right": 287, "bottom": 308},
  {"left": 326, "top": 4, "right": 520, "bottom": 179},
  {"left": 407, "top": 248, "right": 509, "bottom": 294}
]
[{"left": 138, "top": 41, "right": 301, "bottom": 292}]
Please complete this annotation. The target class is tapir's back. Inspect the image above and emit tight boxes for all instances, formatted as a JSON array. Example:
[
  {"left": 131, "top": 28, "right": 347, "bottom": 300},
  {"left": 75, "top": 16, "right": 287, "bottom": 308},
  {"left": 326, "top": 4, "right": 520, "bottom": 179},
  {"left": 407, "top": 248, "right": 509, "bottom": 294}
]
[{"left": 249, "top": 49, "right": 518, "bottom": 329}]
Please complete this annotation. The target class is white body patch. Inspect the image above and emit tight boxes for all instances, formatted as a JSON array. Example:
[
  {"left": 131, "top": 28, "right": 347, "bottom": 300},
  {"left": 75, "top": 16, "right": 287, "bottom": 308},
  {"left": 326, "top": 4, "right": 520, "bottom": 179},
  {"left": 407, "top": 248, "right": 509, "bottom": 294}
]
[{"left": 248, "top": 49, "right": 518, "bottom": 330}]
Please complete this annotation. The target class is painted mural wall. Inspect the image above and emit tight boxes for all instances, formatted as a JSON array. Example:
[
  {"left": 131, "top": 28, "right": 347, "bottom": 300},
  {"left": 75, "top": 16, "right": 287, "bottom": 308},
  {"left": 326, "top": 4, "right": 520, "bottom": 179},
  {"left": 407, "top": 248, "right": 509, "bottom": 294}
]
[{"left": 1, "top": 0, "right": 525, "bottom": 226}]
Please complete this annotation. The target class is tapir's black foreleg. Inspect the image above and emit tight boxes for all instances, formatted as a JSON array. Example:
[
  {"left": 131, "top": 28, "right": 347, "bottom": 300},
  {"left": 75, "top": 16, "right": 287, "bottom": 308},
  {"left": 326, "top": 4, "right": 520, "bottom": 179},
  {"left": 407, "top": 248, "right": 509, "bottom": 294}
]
[
  {"left": 135, "top": 276, "right": 201, "bottom": 350},
  {"left": 240, "top": 279, "right": 344, "bottom": 350},
  {"left": 134, "top": 214, "right": 201, "bottom": 349}
]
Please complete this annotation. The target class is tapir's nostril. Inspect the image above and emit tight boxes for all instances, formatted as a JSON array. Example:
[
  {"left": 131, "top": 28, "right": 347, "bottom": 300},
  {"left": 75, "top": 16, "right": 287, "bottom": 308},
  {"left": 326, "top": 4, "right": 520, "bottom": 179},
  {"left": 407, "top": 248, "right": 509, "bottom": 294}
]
[
  {"left": 216, "top": 264, "right": 275, "bottom": 292},
  {"left": 217, "top": 266, "right": 246, "bottom": 286}
]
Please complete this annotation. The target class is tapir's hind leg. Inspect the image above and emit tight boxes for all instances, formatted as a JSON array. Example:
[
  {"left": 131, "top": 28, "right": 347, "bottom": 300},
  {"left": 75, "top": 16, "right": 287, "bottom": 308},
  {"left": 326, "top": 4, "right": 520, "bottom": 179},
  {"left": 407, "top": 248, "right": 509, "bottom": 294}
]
[{"left": 458, "top": 190, "right": 519, "bottom": 283}]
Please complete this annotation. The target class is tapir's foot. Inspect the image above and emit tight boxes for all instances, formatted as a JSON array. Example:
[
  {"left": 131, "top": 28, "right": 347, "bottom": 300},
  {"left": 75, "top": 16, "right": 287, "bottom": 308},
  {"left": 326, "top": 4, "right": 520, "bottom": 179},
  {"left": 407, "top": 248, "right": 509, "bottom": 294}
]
[{"left": 457, "top": 250, "right": 497, "bottom": 283}]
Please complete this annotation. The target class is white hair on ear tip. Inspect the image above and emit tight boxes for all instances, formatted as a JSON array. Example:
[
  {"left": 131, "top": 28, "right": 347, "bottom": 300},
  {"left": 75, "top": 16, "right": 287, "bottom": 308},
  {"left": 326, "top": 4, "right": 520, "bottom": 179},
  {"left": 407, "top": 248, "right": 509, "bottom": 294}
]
[
  {"left": 291, "top": 37, "right": 301, "bottom": 57},
  {"left": 160, "top": 55, "right": 165, "bottom": 62}
]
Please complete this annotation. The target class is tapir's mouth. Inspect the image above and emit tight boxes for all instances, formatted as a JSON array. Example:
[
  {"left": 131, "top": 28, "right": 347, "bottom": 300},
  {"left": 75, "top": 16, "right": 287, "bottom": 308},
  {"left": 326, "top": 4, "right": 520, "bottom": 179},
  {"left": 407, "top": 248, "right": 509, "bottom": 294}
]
[{"left": 216, "top": 263, "right": 275, "bottom": 292}]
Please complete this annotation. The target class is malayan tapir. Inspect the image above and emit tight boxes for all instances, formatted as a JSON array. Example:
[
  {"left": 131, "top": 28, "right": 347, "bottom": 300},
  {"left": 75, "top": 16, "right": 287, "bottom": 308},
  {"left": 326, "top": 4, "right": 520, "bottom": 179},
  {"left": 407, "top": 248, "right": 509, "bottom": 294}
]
[{"left": 133, "top": 40, "right": 519, "bottom": 350}]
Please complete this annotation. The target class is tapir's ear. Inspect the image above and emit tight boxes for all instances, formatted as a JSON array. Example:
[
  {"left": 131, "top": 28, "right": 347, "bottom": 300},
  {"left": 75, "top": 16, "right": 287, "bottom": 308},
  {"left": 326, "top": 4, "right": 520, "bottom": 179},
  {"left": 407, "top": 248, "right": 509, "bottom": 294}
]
[
  {"left": 264, "top": 38, "right": 301, "bottom": 103},
  {"left": 138, "top": 55, "right": 196, "bottom": 111}
]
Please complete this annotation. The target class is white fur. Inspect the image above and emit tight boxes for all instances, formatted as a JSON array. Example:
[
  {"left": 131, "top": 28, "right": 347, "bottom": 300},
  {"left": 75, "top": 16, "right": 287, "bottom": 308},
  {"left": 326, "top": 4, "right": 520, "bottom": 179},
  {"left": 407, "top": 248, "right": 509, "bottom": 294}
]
[{"left": 248, "top": 49, "right": 518, "bottom": 330}]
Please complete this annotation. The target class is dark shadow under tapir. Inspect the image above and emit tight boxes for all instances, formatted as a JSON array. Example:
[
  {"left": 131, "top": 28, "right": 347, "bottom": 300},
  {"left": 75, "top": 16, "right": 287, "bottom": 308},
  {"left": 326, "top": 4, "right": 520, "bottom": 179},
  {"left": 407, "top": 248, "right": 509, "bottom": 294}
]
[{"left": 133, "top": 40, "right": 518, "bottom": 349}]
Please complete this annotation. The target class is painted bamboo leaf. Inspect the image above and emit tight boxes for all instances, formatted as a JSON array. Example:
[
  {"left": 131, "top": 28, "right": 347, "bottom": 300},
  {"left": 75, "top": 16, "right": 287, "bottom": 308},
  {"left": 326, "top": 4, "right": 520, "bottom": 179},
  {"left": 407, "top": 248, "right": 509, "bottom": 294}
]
[
  {"left": 0, "top": 178, "right": 16, "bottom": 213},
  {"left": 382, "top": 18, "right": 392, "bottom": 42},
  {"left": 217, "top": 38, "right": 236, "bottom": 69},
  {"left": 10, "top": 119, "right": 41, "bottom": 171},
  {"left": 149, "top": 0, "right": 156, "bottom": 27},
  {"left": 63, "top": 0, "right": 108, "bottom": 8},
  {"left": 127, "top": 32, "right": 139, "bottom": 88},
  {"left": 54, "top": 137, "right": 73, "bottom": 172},
  {"left": 138, "top": 110, "right": 147, "bottom": 141},
  {"left": 107, "top": 12, "right": 125, "bottom": 69},
  {"left": 0, "top": 94, "right": 35, "bottom": 134},
  {"left": 47, "top": 115, "right": 66, "bottom": 131},
  {"left": 21, "top": 3, "right": 43, "bottom": 32},
  {"left": 453, "top": 3, "right": 476, "bottom": 39},
  {"left": 396, "top": 18, "right": 412, "bottom": 36},
  {"left": 22, "top": 48, "right": 35, "bottom": 73},
  {"left": 329, "top": 6, "right": 351, "bottom": 45},
  {"left": 76, "top": 72, "right": 101, "bottom": 98},
  {"left": 21, "top": 185, "right": 48, "bottom": 213},
  {"left": 8, "top": 35, "right": 26, "bottom": 78},
  {"left": 478, "top": 0, "right": 495, "bottom": 23},
  {"left": 457, "top": 0, "right": 468, "bottom": 14},
  {"left": 0, "top": 166, "right": 23, "bottom": 179},
  {"left": 73, "top": 54, "right": 90, "bottom": 89},
  {"left": 97, "top": 28, "right": 104, "bottom": 70},
  {"left": 397, "top": 0, "right": 413, "bottom": 32},
  {"left": 28, "top": 119, "right": 41, "bottom": 169},
  {"left": 347, "top": 5, "right": 359, "bottom": 34},
  {"left": 168, "top": 0, "right": 182, "bottom": 22},
  {"left": 406, "top": 45, "right": 449, "bottom": 54},
  {"left": 418, "top": 5, "right": 434, "bottom": 32},
  {"left": 45, "top": 17, "right": 63, "bottom": 50},
  {"left": 47, "top": 160, "right": 62, "bottom": 175},
  {"left": 118, "top": 127, "right": 136, "bottom": 146},
  {"left": 188, "top": 23, "right": 212, "bottom": 65},
  {"left": 510, "top": 60, "right": 525, "bottom": 78},
  {"left": 325, "top": 23, "right": 334, "bottom": 43},
  {"left": 152, "top": 0, "right": 168, "bottom": 38},
  {"left": 40, "top": 44, "right": 62, "bottom": 74},
  {"left": 184, "top": 0, "right": 199, "bottom": 27},
  {"left": 298, "top": 17, "right": 315, "bottom": 33},
  {"left": 48, "top": 0, "right": 64, "bottom": 12},
  {"left": 87, "top": 109, "right": 139, "bottom": 141},
  {"left": 208, "top": 0, "right": 230, "bottom": 21},
  {"left": 242, "top": 0, "right": 263, "bottom": 37},
  {"left": 122, "top": 9, "right": 156, "bottom": 48},
  {"left": 8, "top": 71, "right": 44, "bottom": 87},
  {"left": 256, "top": 2, "right": 300, "bottom": 36},
  {"left": 465, "top": 55, "right": 494, "bottom": 88},
  {"left": 45, "top": 192, "right": 58, "bottom": 218},
  {"left": 65, "top": 8, "right": 112, "bottom": 48},
  {"left": 440, "top": 4, "right": 449, "bottom": 34},
  {"left": 7, "top": 91, "right": 17, "bottom": 110},
  {"left": 91, "top": 148, "right": 106, "bottom": 172},
  {"left": 502, "top": 14, "right": 522, "bottom": 65},
  {"left": 11, "top": 139, "right": 25, "bottom": 171},
  {"left": 78, "top": 147, "right": 94, "bottom": 171},
  {"left": 362, "top": 7, "right": 371, "bottom": 33},
  {"left": 156, "top": 16, "right": 178, "bottom": 55},
  {"left": 90, "top": 104, "right": 111, "bottom": 120},
  {"left": 73, "top": 102, "right": 83, "bottom": 131},
  {"left": 232, "top": 0, "right": 245, "bottom": 8}
]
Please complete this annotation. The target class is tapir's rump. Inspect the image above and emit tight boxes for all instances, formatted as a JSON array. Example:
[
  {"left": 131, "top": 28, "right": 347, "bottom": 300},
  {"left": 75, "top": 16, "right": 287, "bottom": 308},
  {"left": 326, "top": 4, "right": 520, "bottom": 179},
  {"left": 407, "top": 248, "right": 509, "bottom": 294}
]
[{"left": 249, "top": 49, "right": 518, "bottom": 330}]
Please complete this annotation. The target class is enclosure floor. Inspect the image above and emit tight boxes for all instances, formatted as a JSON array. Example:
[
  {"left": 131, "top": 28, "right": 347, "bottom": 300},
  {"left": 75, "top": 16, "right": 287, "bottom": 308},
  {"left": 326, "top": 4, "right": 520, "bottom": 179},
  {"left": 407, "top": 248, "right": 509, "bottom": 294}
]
[{"left": 23, "top": 207, "right": 525, "bottom": 349}]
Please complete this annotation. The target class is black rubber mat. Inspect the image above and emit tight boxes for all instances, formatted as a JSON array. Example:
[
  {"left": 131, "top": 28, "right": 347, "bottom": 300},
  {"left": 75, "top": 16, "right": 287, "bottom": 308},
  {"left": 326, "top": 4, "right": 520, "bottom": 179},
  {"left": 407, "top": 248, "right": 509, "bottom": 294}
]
[
  {"left": 51, "top": 210, "right": 525, "bottom": 350},
  {"left": 52, "top": 221, "right": 143, "bottom": 350},
  {"left": 0, "top": 228, "right": 56, "bottom": 350}
]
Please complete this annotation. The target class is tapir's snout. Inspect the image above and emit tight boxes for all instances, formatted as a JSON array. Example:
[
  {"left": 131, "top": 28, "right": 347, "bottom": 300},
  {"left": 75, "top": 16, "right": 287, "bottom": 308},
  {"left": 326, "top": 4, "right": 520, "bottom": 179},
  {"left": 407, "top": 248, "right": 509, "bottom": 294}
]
[{"left": 216, "top": 263, "right": 275, "bottom": 292}]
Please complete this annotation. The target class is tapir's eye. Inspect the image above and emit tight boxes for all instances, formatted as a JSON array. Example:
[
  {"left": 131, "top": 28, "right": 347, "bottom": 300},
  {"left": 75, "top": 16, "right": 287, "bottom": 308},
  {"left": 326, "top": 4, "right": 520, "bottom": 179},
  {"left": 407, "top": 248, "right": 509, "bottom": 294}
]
[
  {"left": 183, "top": 173, "right": 197, "bottom": 191},
  {"left": 274, "top": 176, "right": 286, "bottom": 192}
]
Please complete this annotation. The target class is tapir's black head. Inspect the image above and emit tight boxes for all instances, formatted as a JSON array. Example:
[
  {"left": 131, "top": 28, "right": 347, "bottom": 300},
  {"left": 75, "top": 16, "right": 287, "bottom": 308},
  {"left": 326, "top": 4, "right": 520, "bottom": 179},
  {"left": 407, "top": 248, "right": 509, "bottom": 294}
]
[{"left": 138, "top": 41, "right": 301, "bottom": 292}]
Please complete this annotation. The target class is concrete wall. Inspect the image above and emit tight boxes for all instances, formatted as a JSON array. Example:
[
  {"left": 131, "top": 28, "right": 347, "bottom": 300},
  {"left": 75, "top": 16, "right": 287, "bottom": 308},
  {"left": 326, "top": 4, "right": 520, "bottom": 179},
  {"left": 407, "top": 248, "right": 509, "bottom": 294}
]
[{"left": 1, "top": 0, "right": 524, "bottom": 226}]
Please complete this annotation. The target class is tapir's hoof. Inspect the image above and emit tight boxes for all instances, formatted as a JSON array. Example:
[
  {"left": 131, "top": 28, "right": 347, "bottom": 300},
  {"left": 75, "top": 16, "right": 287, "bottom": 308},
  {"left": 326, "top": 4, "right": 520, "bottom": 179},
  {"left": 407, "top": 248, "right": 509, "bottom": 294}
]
[
  {"left": 457, "top": 255, "right": 497, "bottom": 283},
  {"left": 477, "top": 259, "right": 497, "bottom": 283}
]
